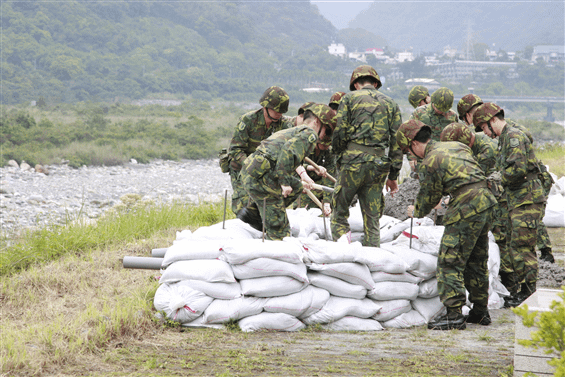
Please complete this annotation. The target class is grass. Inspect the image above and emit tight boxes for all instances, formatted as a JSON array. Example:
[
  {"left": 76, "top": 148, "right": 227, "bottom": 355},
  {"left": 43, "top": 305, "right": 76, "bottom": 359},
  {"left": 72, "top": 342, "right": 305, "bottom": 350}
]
[{"left": 536, "top": 143, "right": 565, "bottom": 177}]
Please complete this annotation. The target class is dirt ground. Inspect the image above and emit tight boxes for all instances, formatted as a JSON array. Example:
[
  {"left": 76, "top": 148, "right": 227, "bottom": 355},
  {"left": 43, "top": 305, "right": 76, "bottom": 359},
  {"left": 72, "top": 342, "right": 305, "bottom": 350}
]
[{"left": 53, "top": 307, "right": 515, "bottom": 377}]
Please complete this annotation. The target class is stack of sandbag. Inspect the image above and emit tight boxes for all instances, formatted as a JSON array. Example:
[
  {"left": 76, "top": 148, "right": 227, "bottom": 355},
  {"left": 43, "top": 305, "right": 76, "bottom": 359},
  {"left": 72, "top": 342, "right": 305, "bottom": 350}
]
[{"left": 544, "top": 174, "right": 565, "bottom": 228}]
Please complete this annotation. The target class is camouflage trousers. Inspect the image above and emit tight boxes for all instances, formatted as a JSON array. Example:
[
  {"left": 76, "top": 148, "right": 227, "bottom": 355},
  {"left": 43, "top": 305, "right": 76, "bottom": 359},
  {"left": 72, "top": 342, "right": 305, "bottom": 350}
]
[
  {"left": 536, "top": 201, "right": 552, "bottom": 251},
  {"left": 508, "top": 202, "right": 542, "bottom": 286},
  {"left": 229, "top": 168, "right": 252, "bottom": 215},
  {"left": 330, "top": 162, "right": 387, "bottom": 246},
  {"left": 241, "top": 158, "right": 301, "bottom": 241},
  {"left": 437, "top": 208, "right": 493, "bottom": 310}
]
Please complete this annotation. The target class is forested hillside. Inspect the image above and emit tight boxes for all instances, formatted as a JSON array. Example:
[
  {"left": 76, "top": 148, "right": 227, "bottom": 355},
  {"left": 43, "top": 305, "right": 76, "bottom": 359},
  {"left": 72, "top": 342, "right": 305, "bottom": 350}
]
[{"left": 3, "top": 1, "right": 352, "bottom": 105}]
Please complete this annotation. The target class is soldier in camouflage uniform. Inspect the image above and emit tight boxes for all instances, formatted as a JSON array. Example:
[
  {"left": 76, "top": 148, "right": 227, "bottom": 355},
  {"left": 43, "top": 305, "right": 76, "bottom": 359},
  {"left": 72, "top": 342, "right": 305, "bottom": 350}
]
[
  {"left": 399, "top": 120, "right": 497, "bottom": 330},
  {"left": 287, "top": 102, "right": 316, "bottom": 127},
  {"left": 474, "top": 103, "right": 545, "bottom": 306},
  {"left": 457, "top": 93, "right": 483, "bottom": 127},
  {"left": 408, "top": 85, "right": 430, "bottom": 109},
  {"left": 240, "top": 104, "right": 336, "bottom": 240},
  {"left": 228, "top": 86, "right": 292, "bottom": 225},
  {"left": 328, "top": 91, "right": 346, "bottom": 111},
  {"left": 330, "top": 65, "right": 402, "bottom": 246}
]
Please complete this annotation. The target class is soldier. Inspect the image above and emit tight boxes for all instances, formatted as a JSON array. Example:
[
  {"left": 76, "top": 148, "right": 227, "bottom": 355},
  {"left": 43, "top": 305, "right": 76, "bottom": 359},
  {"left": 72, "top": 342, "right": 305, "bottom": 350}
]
[
  {"left": 473, "top": 103, "right": 545, "bottom": 305},
  {"left": 408, "top": 85, "right": 430, "bottom": 109},
  {"left": 328, "top": 91, "right": 346, "bottom": 111},
  {"left": 457, "top": 93, "right": 483, "bottom": 127},
  {"left": 399, "top": 120, "right": 497, "bottom": 330},
  {"left": 410, "top": 87, "right": 458, "bottom": 141},
  {"left": 331, "top": 65, "right": 402, "bottom": 247},
  {"left": 239, "top": 104, "right": 336, "bottom": 240},
  {"left": 228, "top": 86, "right": 293, "bottom": 227},
  {"left": 288, "top": 101, "right": 316, "bottom": 127}
]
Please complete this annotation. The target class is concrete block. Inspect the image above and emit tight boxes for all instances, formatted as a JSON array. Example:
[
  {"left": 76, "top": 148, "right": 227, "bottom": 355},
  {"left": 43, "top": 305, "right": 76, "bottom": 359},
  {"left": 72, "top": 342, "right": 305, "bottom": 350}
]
[{"left": 514, "top": 289, "right": 562, "bottom": 377}]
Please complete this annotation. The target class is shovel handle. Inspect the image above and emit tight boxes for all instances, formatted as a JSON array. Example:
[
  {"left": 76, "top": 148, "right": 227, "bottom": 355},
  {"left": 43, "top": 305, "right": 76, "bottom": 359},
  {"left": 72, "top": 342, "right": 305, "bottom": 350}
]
[{"left": 304, "top": 157, "right": 337, "bottom": 183}]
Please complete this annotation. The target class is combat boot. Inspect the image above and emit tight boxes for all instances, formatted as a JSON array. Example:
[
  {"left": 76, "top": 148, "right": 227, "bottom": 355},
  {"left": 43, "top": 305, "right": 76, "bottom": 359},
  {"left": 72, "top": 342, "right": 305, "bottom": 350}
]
[
  {"left": 503, "top": 294, "right": 522, "bottom": 308},
  {"left": 465, "top": 305, "right": 491, "bottom": 325},
  {"left": 236, "top": 207, "right": 263, "bottom": 232},
  {"left": 428, "top": 309, "right": 466, "bottom": 330},
  {"left": 515, "top": 281, "right": 537, "bottom": 304},
  {"left": 540, "top": 248, "right": 555, "bottom": 263}
]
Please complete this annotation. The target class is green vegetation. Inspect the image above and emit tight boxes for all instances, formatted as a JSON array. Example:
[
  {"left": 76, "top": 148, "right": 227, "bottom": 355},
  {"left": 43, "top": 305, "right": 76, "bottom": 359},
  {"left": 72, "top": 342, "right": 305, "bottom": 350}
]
[
  {"left": 536, "top": 143, "right": 565, "bottom": 177},
  {"left": 513, "top": 287, "right": 565, "bottom": 376}
]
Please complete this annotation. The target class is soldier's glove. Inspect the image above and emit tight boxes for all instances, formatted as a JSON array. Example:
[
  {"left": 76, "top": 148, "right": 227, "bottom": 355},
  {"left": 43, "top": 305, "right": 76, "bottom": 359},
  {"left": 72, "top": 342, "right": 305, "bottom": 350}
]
[
  {"left": 486, "top": 171, "right": 503, "bottom": 197},
  {"left": 487, "top": 171, "right": 502, "bottom": 182}
]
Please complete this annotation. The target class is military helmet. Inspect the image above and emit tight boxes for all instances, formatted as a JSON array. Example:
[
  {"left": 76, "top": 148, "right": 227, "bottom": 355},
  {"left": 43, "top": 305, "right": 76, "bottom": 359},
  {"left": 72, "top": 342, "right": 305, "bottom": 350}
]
[
  {"left": 349, "top": 65, "right": 382, "bottom": 91},
  {"left": 431, "top": 87, "right": 454, "bottom": 113},
  {"left": 328, "top": 91, "right": 346, "bottom": 107},
  {"left": 473, "top": 103, "right": 504, "bottom": 131},
  {"left": 298, "top": 101, "right": 316, "bottom": 115},
  {"left": 309, "top": 104, "right": 337, "bottom": 133},
  {"left": 408, "top": 86, "right": 429, "bottom": 108},
  {"left": 396, "top": 119, "right": 430, "bottom": 153},
  {"left": 259, "top": 86, "right": 290, "bottom": 114},
  {"left": 440, "top": 123, "right": 475, "bottom": 146},
  {"left": 457, "top": 94, "right": 483, "bottom": 121}
]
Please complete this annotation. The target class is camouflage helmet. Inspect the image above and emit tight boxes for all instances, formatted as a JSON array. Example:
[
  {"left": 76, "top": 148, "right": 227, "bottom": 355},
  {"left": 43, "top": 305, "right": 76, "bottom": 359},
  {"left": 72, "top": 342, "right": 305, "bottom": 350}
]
[
  {"left": 473, "top": 103, "right": 504, "bottom": 131},
  {"left": 408, "top": 86, "right": 429, "bottom": 108},
  {"left": 440, "top": 122, "right": 475, "bottom": 146},
  {"left": 431, "top": 87, "right": 454, "bottom": 113},
  {"left": 259, "top": 86, "right": 290, "bottom": 114},
  {"left": 308, "top": 104, "right": 337, "bottom": 133},
  {"left": 328, "top": 91, "right": 346, "bottom": 107},
  {"left": 457, "top": 94, "right": 483, "bottom": 121},
  {"left": 298, "top": 101, "right": 316, "bottom": 115},
  {"left": 349, "top": 65, "right": 382, "bottom": 91},
  {"left": 396, "top": 119, "right": 430, "bottom": 153}
]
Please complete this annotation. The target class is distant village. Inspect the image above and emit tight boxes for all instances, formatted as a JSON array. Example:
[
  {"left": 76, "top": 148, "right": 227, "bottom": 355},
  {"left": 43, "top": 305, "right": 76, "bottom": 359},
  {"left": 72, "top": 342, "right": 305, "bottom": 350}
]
[{"left": 325, "top": 43, "right": 564, "bottom": 85}]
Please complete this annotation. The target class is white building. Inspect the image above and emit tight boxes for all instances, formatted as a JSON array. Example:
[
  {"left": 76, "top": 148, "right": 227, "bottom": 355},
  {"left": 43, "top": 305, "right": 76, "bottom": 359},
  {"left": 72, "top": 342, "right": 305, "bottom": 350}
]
[
  {"left": 328, "top": 43, "right": 346, "bottom": 58},
  {"left": 396, "top": 51, "right": 414, "bottom": 63},
  {"left": 532, "top": 45, "right": 565, "bottom": 63}
]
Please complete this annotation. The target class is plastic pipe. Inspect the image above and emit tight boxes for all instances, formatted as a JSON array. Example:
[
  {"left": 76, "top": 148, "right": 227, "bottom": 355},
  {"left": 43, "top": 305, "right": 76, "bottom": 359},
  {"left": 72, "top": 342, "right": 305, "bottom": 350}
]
[{"left": 122, "top": 256, "right": 163, "bottom": 270}]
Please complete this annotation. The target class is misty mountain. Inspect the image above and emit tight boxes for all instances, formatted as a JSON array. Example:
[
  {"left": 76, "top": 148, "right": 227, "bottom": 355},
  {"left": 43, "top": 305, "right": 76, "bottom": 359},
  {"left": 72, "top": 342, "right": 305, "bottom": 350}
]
[{"left": 350, "top": 1, "right": 564, "bottom": 53}]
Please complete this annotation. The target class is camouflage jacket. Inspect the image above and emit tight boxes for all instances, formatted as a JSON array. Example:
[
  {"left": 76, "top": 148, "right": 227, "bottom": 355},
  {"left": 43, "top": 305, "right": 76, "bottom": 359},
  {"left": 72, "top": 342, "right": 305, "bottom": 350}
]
[
  {"left": 497, "top": 123, "right": 544, "bottom": 209},
  {"left": 228, "top": 109, "right": 293, "bottom": 171},
  {"left": 303, "top": 147, "right": 337, "bottom": 202},
  {"left": 409, "top": 104, "right": 458, "bottom": 141},
  {"left": 332, "top": 86, "right": 403, "bottom": 180},
  {"left": 471, "top": 133, "right": 498, "bottom": 176},
  {"left": 414, "top": 140, "right": 496, "bottom": 225},
  {"left": 255, "top": 126, "right": 318, "bottom": 188}
]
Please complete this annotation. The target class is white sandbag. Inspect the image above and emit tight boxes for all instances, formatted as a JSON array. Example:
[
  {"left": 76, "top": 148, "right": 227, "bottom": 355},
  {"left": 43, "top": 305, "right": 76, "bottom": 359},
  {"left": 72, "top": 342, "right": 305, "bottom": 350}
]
[
  {"left": 238, "top": 312, "right": 305, "bottom": 332},
  {"left": 311, "top": 216, "right": 333, "bottom": 240},
  {"left": 308, "top": 271, "right": 367, "bottom": 299},
  {"left": 322, "top": 316, "right": 384, "bottom": 331},
  {"left": 191, "top": 219, "right": 262, "bottom": 240},
  {"left": 162, "top": 239, "right": 223, "bottom": 267},
  {"left": 302, "top": 296, "right": 382, "bottom": 325},
  {"left": 307, "top": 262, "right": 375, "bottom": 290},
  {"left": 371, "top": 271, "right": 423, "bottom": 285},
  {"left": 412, "top": 296, "right": 446, "bottom": 322},
  {"left": 239, "top": 276, "right": 308, "bottom": 297},
  {"left": 154, "top": 283, "right": 214, "bottom": 323},
  {"left": 348, "top": 205, "right": 364, "bottom": 233},
  {"left": 175, "top": 280, "right": 242, "bottom": 300},
  {"left": 302, "top": 239, "right": 364, "bottom": 264},
  {"left": 231, "top": 258, "right": 308, "bottom": 283},
  {"left": 392, "top": 225, "right": 445, "bottom": 256},
  {"left": 263, "top": 285, "right": 330, "bottom": 319},
  {"left": 181, "top": 315, "right": 224, "bottom": 329},
  {"left": 175, "top": 229, "right": 193, "bottom": 241},
  {"left": 488, "top": 290, "right": 504, "bottom": 310},
  {"left": 358, "top": 247, "right": 409, "bottom": 273},
  {"left": 380, "top": 243, "right": 438, "bottom": 280},
  {"left": 549, "top": 175, "right": 564, "bottom": 196},
  {"left": 543, "top": 194, "right": 565, "bottom": 227},
  {"left": 418, "top": 278, "right": 438, "bottom": 298},
  {"left": 380, "top": 217, "right": 409, "bottom": 244},
  {"left": 367, "top": 281, "right": 419, "bottom": 301},
  {"left": 220, "top": 238, "right": 304, "bottom": 265},
  {"left": 159, "top": 259, "right": 236, "bottom": 284},
  {"left": 202, "top": 296, "right": 265, "bottom": 324},
  {"left": 382, "top": 309, "right": 427, "bottom": 328},
  {"left": 371, "top": 299, "right": 412, "bottom": 322}
]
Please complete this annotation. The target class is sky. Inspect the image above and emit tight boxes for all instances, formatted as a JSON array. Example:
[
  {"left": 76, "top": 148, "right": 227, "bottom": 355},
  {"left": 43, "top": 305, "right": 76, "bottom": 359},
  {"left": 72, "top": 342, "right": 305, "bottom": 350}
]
[{"left": 312, "top": 0, "right": 373, "bottom": 29}]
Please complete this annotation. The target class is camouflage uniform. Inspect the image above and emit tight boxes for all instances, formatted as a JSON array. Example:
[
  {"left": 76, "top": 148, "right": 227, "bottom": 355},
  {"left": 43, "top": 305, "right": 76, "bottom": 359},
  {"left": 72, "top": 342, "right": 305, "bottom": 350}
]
[
  {"left": 331, "top": 66, "right": 402, "bottom": 246},
  {"left": 411, "top": 138, "right": 496, "bottom": 312},
  {"left": 228, "top": 87, "right": 292, "bottom": 215},
  {"left": 408, "top": 85, "right": 429, "bottom": 108},
  {"left": 410, "top": 88, "right": 458, "bottom": 141},
  {"left": 329, "top": 92, "right": 346, "bottom": 111},
  {"left": 497, "top": 122, "right": 545, "bottom": 290},
  {"left": 241, "top": 126, "right": 318, "bottom": 240},
  {"left": 294, "top": 147, "right": 336, "bottom": 210}
]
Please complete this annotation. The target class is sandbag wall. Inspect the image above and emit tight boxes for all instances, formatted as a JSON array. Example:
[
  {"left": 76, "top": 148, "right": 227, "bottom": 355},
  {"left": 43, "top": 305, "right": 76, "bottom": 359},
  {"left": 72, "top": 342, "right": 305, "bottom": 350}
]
[{"left": 153, "top": 208, "right": 507, "bottom": 332}]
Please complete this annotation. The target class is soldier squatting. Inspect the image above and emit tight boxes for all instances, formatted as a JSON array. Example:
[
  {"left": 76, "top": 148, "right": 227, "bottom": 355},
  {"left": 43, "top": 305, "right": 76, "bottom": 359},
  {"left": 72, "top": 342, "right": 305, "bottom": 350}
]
[{"left": 220, "top": 65, "right": 555, "bottom": 331}]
